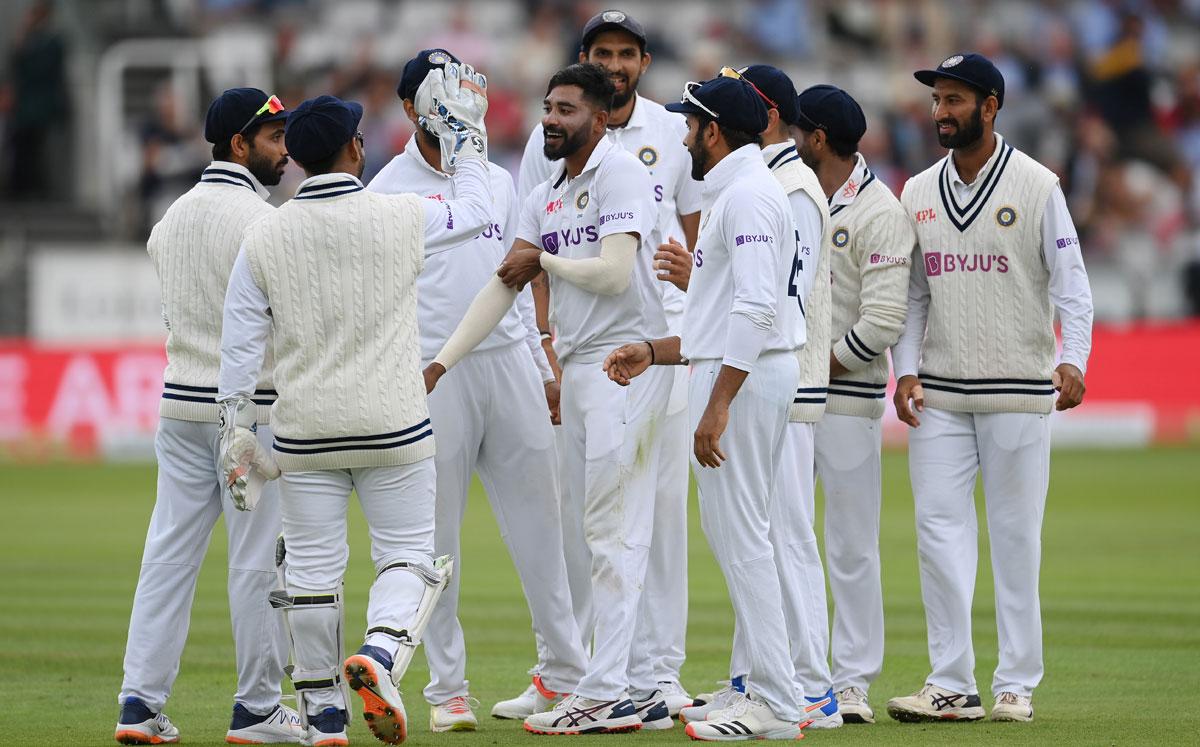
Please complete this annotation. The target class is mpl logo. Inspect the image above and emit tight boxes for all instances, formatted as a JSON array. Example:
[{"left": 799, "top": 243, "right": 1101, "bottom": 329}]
[
  {"left": 734, "top": 233, "right": 773, "bottom": 246},
  {"left": 541, "top": 232, "right": 561, "bottom": 254},
  {"left": 914, "top": 208, "right": 937, "bottom": 224},
  {"left": 545, "top": 198, "right": 564, "bottom": 215}
]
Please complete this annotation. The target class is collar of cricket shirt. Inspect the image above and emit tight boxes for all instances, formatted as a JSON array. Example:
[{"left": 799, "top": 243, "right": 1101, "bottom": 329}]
[
  {"left": 761, "top": 139, "right": 801, "bottom": 172},
  {"left": 828, "top": 152, "right": 874, "bottom": 215},
  {"left": 701, "top": 143, "right": 762, "bottom": 200},
  {"left": 552, "top": 133, "right": 617, "bottom": 189},
  {"left": 200, "top": 160, "right": 271, "bottom": 200},
  {"left": 293, "top": 172, "right": 365, "bottom": 200},
  {"left": 403, "top": 131, "right": 450, "bottom": 180}
]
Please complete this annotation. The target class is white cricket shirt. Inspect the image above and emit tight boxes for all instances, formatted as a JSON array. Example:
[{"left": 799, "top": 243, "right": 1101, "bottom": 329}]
[{"left": 517, "top": 134, "right": 666, "bottom": 364}]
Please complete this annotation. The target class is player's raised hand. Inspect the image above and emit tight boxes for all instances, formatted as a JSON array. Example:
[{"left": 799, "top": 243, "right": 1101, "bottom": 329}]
[
  {"left": 654, "top": 236, "right": 692, "bottom": 292},
  {"left": 416, "top": 62, "right": 488, "bottom": 172},
  {"left": 1053, "top": 363, "right": 1086, "bottom": 411},
  {"left": 603, "top": 342, "right": 653, "bottom": 386},
  {"left": 893, "top": 374, "right": 924, "bottom": 428}
]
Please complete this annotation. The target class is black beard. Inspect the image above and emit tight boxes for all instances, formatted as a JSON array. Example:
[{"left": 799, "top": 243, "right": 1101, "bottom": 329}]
[
  {"left": 936, "top": 101, "right": 984, "bottom": 149},
  {"left": 418, "top": 124, "right": 440, "bottom": 151},
  {"left": 688, "top": 137, "right": 711, "bottom": 181},
  {"left": 543, "top": 126, "right": 589, "bottom": 161},
  {"left": 797, "top": 140, "right": 818, "bottom": 171},
  {"left": 246, "top": 146, "right": 285, "bottom": 186},
  {"left": 610, "top": 73, "right": 638, "bottom": 110}
]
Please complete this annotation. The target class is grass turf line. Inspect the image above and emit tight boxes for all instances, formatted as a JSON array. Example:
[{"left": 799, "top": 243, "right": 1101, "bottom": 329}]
[{"left": 1, "top": 448, "right": 1197, "bottom": 745}]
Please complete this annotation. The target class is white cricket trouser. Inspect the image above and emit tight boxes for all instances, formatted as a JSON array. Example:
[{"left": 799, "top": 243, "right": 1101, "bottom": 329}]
[
  {"left": 814, "top": 413, "right": 884, "bottom": 694},
  {"left": 120, "top": 417, "right": 287, "bottom": 714},
  {"left": 422, "top": 343, "right": 586, "bottom": 703},
  {"left": 691, "top": 353, "right": 802, "bottom": 722},
  {"left": 907, "top": 407, "right": 1050, "bottom": 698},
  {"left": 560, "top": 358, "right": 671, "bottom": 701},
  {"left": 627, "top": 365, "right": 690, "bottom": 692},
  {"left": 279, "top": 460, "right": 437, "bottom": 712}
]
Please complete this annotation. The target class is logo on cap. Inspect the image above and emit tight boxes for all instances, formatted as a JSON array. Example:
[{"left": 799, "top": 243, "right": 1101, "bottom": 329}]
[
  {"left": 638, "top": 146, "right": 658, "bottom": 167},
  {"left": 602, "top": 10, "right": 626, "bottom": 22},
  {"left": 576, "top": 191, "right": 590, "bottom": 210},
  {"left": 833, "top": 228, "right": 850, "bottom": 248},
  {"left": 428, "top": 51, "right": 451, "bottom": 65},
  {"left": 996, "top": 206, "right": 1017, "bottom": 227},
  {"left": 941, "top": 55, "right": 964, "bottom": 68}
]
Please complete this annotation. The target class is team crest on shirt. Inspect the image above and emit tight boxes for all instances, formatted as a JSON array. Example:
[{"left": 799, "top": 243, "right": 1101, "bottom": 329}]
[
  {"left": 995, "top": 206, "right": 1017, "bottom": 227},
  {"left": 575, "top": 190, "right": 590, "bottom": 210},
  {"left": 832, "top": 227, "right": 850, "bottom": 248},
  {"left": 638, "top": 146, "right": 658, "bottom": 167},
  {"left": 428, "top": 50, "right": 451, "bottom": 65}
]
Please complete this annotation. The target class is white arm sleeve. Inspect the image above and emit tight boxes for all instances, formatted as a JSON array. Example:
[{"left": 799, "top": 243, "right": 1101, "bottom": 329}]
[
  {"left": 1042, "top": 185, "right": 1094, "bottom": 373},
  {"left": 538, "top": 232, "right": 637, "bottom": 296},
  {"left": 421, "top": 158, "right": 494, "bottom": 255},
  {"left": 892, "top": 249, "right": 930, "bottom": 379},
  {"left": 432, "top": 275, "right": 519, "bottom": 371},
  {"left": 218, "top": 248, "right": 272, "bottom": 401}
]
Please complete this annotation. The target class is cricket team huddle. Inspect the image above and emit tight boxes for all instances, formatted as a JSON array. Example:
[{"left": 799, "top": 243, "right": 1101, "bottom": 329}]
[{"left": 115, "top": 7, "right": 1094, "bottom": 746}]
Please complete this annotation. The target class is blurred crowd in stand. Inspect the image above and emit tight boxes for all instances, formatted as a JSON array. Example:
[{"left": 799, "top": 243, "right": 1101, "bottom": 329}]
[{"left": 2, "top": 0, "right": 1200, "bottom": 317}]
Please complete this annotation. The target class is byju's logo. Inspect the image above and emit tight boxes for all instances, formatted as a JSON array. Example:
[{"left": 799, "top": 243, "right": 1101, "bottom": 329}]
[
  {"left": 925, "top": 251, "right": 942, "bottom": 276},
  {"left": 924, "top": 250, "right": 1009, "bottom": 276},
  {"left": 599, "top": 211, "right": 633, "bottom": 227},
  {"left": 1056, "top": 236, "right": 1079, "bottom": 249},
  {"left": 734, "top": 233, "right": 773, "bottom": 246},
  {"left": 541, "top": 232, "right": 561, "bottom": 254}
]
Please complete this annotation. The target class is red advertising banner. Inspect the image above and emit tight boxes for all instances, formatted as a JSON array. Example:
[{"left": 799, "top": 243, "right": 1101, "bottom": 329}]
[{"left": 1, "top": 321, "right": 1198, "bottom": 460}]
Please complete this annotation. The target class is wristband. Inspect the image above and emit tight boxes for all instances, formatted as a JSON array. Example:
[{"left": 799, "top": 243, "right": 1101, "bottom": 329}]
[{"left": 645, "top": 340, "right": 655, "bottom": 365}]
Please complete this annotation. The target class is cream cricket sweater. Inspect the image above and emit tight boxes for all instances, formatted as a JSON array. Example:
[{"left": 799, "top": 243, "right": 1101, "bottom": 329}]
[
  {"left": 900, "top": 139, "right": 1060, "bottom": 414},
  {"left": 826, "top": 157, "right": 915, "bottom": 418},
  {"left": 147, "top": 162, "right": 277, "bottom": 423}
]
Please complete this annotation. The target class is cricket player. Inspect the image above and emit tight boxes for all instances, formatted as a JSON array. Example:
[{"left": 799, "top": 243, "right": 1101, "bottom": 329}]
[
  {"left": 217, "top": 67, "right": 495, "bottom": 746},
  {"left": 606, "top": 74, "right": 810, "bottom": 741},
  {"left": 502, "top": 9, "right": 702, "bottom": 719},
  {"left": 115, "top": 87, "right": 303, "bottom": 746},
  {"left": 367, "top": 48, "right": 586, "bottom": 733},
  {"left": 889, "top": 53, "right": 1093, "bottom": 724},
  {"left": 424, "top": 63, "right": 672, "bottom": 734},
  {"left": 670, "top": 65, "right": 838, "bottom": 729},
  {"left": 796, "top": 84, "right": 916, "bottom": 725}
]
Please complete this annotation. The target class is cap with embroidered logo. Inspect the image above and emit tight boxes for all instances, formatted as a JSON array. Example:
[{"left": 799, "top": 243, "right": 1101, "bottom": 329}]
[
  {"left": 914, "top": 52, "right": 1005, "bottom": 109},
  {"left": 580, "top": 9, "right": 647, "bottom": 51},
  {"left": 397, "top": 48, "right": 461, "bottom": 102},
  {"left": 284, "top": 95, "right": 364, "bottom": 166}
]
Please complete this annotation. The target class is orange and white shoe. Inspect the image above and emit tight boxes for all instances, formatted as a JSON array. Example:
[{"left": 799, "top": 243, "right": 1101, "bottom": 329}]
[
  {"left": 492, "top": 673, "right": 563, "bottom": 720},
  {"left": 305, "top": 707, "right": 349, "bottom": 747},
  {"left": 345, "top": 646, "right": 408, "bottom": 744},
  {"left": 430, "top": 696, "right": 479, "bottom": 732},
  {"left": 114, "top": 698, "right": 180, "bottom": 744}
]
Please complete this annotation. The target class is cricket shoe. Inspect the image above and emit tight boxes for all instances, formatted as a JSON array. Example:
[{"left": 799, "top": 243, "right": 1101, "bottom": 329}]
[
  {"left": 989, "top": 692, "right": 1033, "bottom": 722},
  {"left": 684, "top": 694, "right": 802, "bottom": 741},
  {"left": 491, "top": 673, "right": 563, "bottom": 719},
  {"left": 886, "top": 683, "right": 985, "bottom": 722},
  {"left": 305, "top": 707, "right": 349, "bottom": 747},
  {"left": 679, "top": 681, "right": 738, "bottom": 724},
  {"left": 834, "top": 687, "right": 874, "bottom": 724},
  {"left": 523, "top": 694, "right": 643, "bottom": 734},
  {"left": 344, "top": 645, "right": 408, "bottom": 743},
  {"left": 657, "top": 681, "right": 694, "bottom": 718},
  {"left": 430, "top": 696, "right": 479, "bottom": 732},
  {"left": 802, "top": 688, "right": 843, "bottom": 729},
  {"left": 631, "top": 690, "right": 674, "bottom": 730},
  {"left": 114, "top": 697, "right": 180, "bottom": 744},
  {"left": 226, "top": 702, "right": 304, "bottom": 743}
]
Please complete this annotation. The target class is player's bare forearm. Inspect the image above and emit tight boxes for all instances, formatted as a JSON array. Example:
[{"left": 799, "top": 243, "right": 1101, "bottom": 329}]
[
  {"left": 648, "top": 336, "right": 683, "bottom": 366},
  {"left": 695, "top": 364, "right": 747, "bottom": 468},
  {"left": 603, "top": 335, "right": 682, "bottom": 386},
  {"left": 706, "top": 365, "right": 748, "bottom": 410}
]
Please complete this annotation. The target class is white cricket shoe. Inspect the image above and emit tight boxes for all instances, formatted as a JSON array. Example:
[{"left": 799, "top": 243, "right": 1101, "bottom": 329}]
[
  {"left": 684, "top": 694, "right": 802, "bottom": 741},
  {"left": 631, "top": 690, "right": 673, "bottom": 730},
  {"left": 225, "top": 702, "right": 304, "bottom": 744},
  {"left": 886, "top": 683, "right": 985, "bottom": 722},
  {"left": 990, "top": 692, "right": 1034, "bottom": 722},
  {"left": 657, "top": 681, "right": 694, "bottom": 718},
  {"left": 491, "top": 674, "right": 562, "bottom": 719},
  {"left": 523, "top": 695, "right": 642, "bottom": 735},
  {"left": 430, "top": 696, "right": 479, "bottom": 732},
  {"left": 835, "top": 687, "right": 874, "bottom": 724},
  {"left": 679, "top": 683, "right": 738, "bottom": 724},
  {"left": 344, "top": 646, "right": 408, "bottom": 744},
  {"left": 304, "top": 708, "right": 349, "bottom": 747},
  {"left": 115, "top": 698, "right": 180, "bottom": 745}
]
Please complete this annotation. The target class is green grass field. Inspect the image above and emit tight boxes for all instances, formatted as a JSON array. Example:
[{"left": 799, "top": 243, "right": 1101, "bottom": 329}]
[{"left": 2, "top": 448, "right": 1198, "bottom": 746}]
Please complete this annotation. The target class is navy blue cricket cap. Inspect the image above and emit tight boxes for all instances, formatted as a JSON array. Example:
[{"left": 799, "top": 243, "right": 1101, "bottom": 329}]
[
  {"left": 580, "top": 9, "right": 647, "bottom": 51},
  {"left": 914, "top": 53, "right": 1005, "bottom": 109},
  {"left": 204, "top": 87, "right": 288, "bottom": 144},
  {"left": 284, "top": 95, "right": 364, "bottom": 165},
  {"left": 739, "top": 65, "right": 799, "bottom": 125},
  {"left": 795, "top": 84, "right": 867, "bottom": 143},
  {"left": 665, "top": 76, "right": 769, "bottom": 135},
  {"left": 397, "top": 48, "right": 460, "bottom": 101}
]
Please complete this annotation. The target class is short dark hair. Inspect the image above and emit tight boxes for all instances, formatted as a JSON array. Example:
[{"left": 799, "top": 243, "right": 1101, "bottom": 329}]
[
  {"left": 827, "top": 135, "right": 859, "bottom": 158},
  {"left": 211, "top": 121, "right": 265, "bottom": 161},
  {"left": 546, "top": 64, "right": 615, "bottom": 112},
  {"left": 696, "top": 114, "right": 761, "bottom": 151},
  {"left": 294, "top": 147, "right": 340, "bottom": 176}
]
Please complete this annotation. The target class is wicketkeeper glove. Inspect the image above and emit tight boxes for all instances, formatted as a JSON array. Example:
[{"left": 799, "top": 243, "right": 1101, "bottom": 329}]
[
  {"left": 218, "top": 397, "right": 280, "bottom": 511},
  {"left": 415, "top": 62, "right": 488, "bottom": 172}
]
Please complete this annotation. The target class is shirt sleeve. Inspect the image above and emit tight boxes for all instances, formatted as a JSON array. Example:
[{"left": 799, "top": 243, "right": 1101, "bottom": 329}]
[
  {"left": 592, "top": 153, "right": 654, "bottom": 241},
  {"left": 421, "top": 158, "right": 493, "bottom": 256},
  {"left": 499, "top": 171, "right": 554, "bottom": 380},
  {"left": 722, "top": 191, "right": 788, "bottom": 372},
  {"left": 217, "top": 247, "right": 272, "bottom": 401},
  {"left": 517, "top": 123, "right": 554, "bottom": 204},
  {"left": 832, "top": 211, "right": 916, "bottom": 372},
  {"left": 891, "top": 241, "right": 929, "bottom": 380},
  {"left": 1041, "top": 184, "right": 1094, "bottom": 373},
  {"left": 516, "top": 183, "right": 547, "bottom": 248}
]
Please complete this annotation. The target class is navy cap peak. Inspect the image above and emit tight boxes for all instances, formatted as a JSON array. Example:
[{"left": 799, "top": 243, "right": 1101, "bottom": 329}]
[
  {"left": 914, "top": 52, "right": 1005, "bottom": 109},
  {"left": 665, "top": 76, "right": 769, "bottom": 135},
  {"left": 795, "top": 84, "right": 866, "bottom": 143},
  {"left": 204, "top": 87, "right": 288, "bottom": 145}
]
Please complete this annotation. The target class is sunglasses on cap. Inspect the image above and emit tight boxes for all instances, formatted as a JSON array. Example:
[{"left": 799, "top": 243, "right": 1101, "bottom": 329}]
[
  {"left": 681, "top": 81, "right": 720, "bottom": 120},
  {"left": 238, "top": 94, "right": 285, "bottom": 134},
  {"left": 718, "top": 66, "right": 778, "bottom": 110}
]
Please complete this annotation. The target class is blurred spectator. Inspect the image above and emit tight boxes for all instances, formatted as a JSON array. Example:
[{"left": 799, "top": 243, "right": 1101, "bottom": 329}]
[
  {"left": 3, "top": 0, "right": 69, "bottom": 200},
  {"left": 135, "top": 84, "right": 209, "bottom": 234}
]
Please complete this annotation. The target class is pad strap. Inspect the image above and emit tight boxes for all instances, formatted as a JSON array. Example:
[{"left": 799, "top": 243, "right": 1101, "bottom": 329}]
[
  {"left": 292, "top": 667, "right": 342, "bottom": 691},
  {"left": 269, "top": 589, "right": 341, "bottom": 609},
  {"left": 377, "top": 561, "right": 441, "bottom": 586},
  {"left": 366, "top": 626, "right": 414, "bottom": 645}
]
